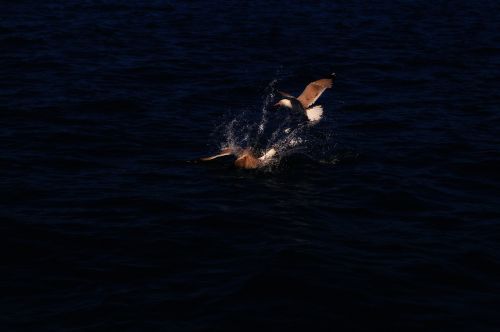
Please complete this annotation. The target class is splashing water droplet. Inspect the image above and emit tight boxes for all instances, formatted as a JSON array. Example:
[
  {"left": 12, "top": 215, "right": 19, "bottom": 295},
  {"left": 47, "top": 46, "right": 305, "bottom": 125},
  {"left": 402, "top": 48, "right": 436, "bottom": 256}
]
[{"left": 212, "top": 76, "right": 341, "bottom": 171}]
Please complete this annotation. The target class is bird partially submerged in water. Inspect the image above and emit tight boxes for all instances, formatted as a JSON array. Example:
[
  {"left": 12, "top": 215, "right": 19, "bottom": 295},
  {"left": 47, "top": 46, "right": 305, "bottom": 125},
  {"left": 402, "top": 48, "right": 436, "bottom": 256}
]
[
  {"left": 199, "top": 146, "right": 276, "bottom": 169},
  {"left": 274, "top": 73, "right": 335, "bottom": 122}
]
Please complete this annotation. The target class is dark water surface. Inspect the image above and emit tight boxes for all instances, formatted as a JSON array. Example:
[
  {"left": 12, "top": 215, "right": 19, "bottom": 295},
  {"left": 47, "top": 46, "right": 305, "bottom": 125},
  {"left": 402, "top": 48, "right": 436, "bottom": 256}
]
[{"left": 2, "top": 1, "right": 500, "bottom": 331}]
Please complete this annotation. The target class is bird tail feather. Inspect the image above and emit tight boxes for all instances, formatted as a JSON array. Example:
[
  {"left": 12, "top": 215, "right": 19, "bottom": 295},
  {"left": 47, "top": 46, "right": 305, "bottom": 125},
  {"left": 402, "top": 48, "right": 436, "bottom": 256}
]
[
  {"left": 305, "top": 105, "right": 323, "bottom": 122},
  {"left": 258, "top": 148, "right": 276, "bottom": 161}
]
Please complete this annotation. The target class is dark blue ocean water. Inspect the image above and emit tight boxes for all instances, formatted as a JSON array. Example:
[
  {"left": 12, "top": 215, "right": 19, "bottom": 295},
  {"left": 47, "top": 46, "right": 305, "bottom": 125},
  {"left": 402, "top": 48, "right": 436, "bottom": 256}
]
[{"left": 2, "top": 1, "right": 500, "bottom": 331}]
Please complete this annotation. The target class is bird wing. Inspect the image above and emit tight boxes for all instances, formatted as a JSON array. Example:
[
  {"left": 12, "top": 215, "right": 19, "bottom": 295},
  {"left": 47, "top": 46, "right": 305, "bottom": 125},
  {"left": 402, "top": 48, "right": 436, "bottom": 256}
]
[
  {"left": 297, "top": 77, "right": 334, "bottom": 108},
  {"left": 199, "top": 147, "right": 234, "bottom": 161}
]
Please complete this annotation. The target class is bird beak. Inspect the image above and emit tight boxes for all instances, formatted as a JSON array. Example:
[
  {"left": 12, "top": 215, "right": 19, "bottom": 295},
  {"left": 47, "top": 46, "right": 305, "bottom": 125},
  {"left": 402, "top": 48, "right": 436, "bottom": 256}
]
[{"left": 273, "top": 102, "right": 280, "bottom": 108}]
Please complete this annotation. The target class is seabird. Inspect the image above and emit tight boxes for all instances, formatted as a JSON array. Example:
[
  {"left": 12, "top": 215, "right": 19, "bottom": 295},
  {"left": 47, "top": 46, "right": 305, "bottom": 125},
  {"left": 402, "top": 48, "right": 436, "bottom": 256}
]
[
  {"left": 200, "top": 146, "right": 276, "bottom": 169},
  {"left": 274, "top": 73, "right": 335, "bottom": 122}
]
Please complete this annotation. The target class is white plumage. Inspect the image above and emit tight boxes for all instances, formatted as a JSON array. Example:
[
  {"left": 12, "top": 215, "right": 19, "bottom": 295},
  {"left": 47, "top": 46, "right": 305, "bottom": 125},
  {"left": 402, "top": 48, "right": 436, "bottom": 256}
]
[{"left": 305, "top": 105, "right": 323, "bottom": 122}]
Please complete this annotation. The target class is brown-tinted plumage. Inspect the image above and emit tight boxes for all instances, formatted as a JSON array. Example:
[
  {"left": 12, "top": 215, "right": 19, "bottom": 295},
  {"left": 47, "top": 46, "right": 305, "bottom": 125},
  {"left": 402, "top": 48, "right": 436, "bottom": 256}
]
[
  {"left": 233, "top": 149, "right": 261, "bottom": 169},
  {"left": 199, "top": 147, "right": 234, "bottom": 161},
  {"left": 274, "top": 73, "right": 335, "bottom": 122},
  {"left": 296, "top": 77, "right": 334, "bottom": 109},
  {"left": 200, "top": 146, "right": 276, "bottom": 169}
]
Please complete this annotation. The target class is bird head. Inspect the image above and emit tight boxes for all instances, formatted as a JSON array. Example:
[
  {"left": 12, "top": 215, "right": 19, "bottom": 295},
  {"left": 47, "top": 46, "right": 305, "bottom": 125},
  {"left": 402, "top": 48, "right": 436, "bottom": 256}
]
[{"left": 273, "top": 99, "right": 292, "bottom": 109}]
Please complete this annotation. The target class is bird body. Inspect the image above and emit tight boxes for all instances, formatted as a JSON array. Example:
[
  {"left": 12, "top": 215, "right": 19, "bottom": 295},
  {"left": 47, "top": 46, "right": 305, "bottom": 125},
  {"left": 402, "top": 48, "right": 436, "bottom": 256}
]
[
  {"left": 200, "top": 146, "right": 276, "bottom": 169},
  {"left": 198, "top": 73, "right": 336, "bottom": 170},
  {"left": 274, "top": 73, "right": 335, "bottom": 122}
]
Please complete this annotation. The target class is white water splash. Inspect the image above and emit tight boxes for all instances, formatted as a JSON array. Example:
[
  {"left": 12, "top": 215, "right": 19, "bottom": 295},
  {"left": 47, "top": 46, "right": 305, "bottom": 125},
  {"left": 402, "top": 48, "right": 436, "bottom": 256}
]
[
  {"left": 256, "top": 78, "right": 277, "bottom": 137},
  {"left": 213, "top": 77, "right": 338, "bottom": 170}
]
